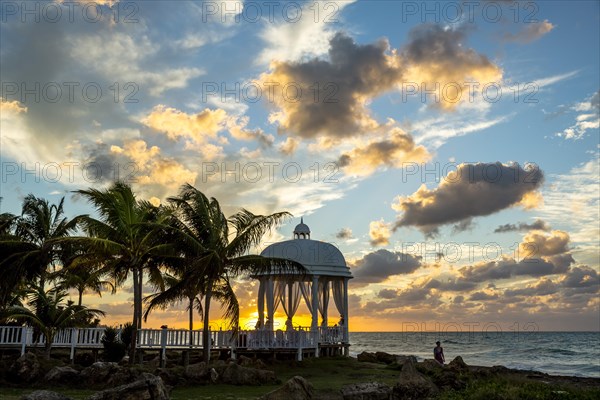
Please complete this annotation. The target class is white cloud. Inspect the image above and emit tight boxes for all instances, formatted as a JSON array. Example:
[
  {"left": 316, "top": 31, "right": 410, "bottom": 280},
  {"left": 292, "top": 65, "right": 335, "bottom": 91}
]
[
  {"left": 257, "top": 0, "right": 356, "bottom": 65},
  {"left": 539, "top": 154, "right": 600, "bottom": 266},
  {"left": 556, "top": 91, "right": 600, "bottom": 140}
]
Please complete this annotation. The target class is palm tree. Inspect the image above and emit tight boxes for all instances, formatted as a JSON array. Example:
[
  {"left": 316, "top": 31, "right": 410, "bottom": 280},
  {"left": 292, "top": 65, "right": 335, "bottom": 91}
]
[
  {"left": 72, "top": 182, "right": 170, "bottom": 363},
  {"left": 0, "top": 195, "right": 80, "bottom": 300},
  {"left": 54, "top": 261, "right": 116, "bottom": 307},
  {"left": 143, "top": 271, "right": 204, "bottom": 346},
  {"left": 5, "top": 285, "right": 105, "bottom": 359},
  {"left": 159, "top": 184, "right": 304, "bottom": 362}
]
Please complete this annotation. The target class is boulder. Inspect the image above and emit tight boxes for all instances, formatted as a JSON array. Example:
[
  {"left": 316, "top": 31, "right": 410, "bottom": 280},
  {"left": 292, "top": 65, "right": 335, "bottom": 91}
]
[
  {"left": 238, "top": 355, "right": 254, "bottom": 367},
  {"left": 430, "top": 369, "right": 467, "bottom": 391},
  {"left": 183, "top": 362, "right": 208, "bottom": 381},
  {"left": 154, "top": 368, "right": 181, "bottom": 387},
  {"left": 44, "top": 366, "right": 80, "bottom": 384},
  {"left": 340, "top": 382, "right": 391, "bottom": 400},
  {"left": 357, "top": 351, "right": 379, "bottom": 363},
  {"left": 392, "top": 356, "right": 417, "bottom": 368},
  {"left": 375, "top": 352, "right": 397, "bottom": 364},
  {"left": 448, "top": 356, "right": 468, "bottom": 372},
  {"left": 393, "top": 359, "right": 438, "bottom": 399},
  {"left": 20, "top": 390, "right": 72, "bottom": 400},
  {"left": 260, "top": 376, "right": 314, "bottom": 400},
  {"left": 86, "top": 373, "right": 169, "bottom": 400},
  {"left": 10, "top": 353, "right": 42, "bottom": 383},
  {"left": 418, "top": 359, "right": 443, "bottom": 373},
  {"left": 80, "top": 362, "right": 120, "bottom": 386},
  {"left": 107, "top": 367, "right": 142, "bottom": 386},
  {"left": 220, "top": 363, "right": 277, "bottom": 385}
]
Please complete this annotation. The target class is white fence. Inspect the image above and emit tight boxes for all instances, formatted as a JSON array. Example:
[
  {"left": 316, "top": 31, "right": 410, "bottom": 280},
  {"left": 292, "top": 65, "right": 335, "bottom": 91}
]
[{"left": 0, "top": 325, "right": 347, "bottom": 359}]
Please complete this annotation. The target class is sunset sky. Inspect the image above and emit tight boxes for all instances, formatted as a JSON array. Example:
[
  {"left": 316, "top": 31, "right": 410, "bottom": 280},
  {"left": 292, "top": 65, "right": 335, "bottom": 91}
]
[{"left": 1, "top": 0, "right": 598, "bottom": 332}]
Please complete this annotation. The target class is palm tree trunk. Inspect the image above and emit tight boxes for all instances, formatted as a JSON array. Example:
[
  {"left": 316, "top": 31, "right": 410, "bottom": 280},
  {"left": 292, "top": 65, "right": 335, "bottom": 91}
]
[
  {"left": 202, "top": 281, "right": 213, "bottom": 362},
  {"left": 78, "top": 289, "right": 83, "bottom": 307},
  {"left": 44, "top": 331, "right": 53, "bottom": 360},
  {"left": 130, "top": 268, "right": 140, "bottom": 364},
  {"left": 189, "top": 297, "right": 194, "bottom": 347}
]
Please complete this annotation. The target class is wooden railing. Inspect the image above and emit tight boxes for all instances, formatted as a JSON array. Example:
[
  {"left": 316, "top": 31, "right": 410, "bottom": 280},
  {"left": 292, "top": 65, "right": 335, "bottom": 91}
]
[{"left": 0, "top": 325, "right": 348, "bottom": 359}]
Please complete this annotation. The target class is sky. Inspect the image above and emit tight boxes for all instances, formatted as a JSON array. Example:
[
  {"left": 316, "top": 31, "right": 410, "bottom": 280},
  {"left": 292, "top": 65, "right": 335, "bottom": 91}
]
[{"left": 0, "top": 0, "right": 599, "bottom": 332}]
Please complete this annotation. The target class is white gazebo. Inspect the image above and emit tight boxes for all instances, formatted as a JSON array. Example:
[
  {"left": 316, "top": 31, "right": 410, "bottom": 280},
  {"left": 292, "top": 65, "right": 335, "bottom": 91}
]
[{"left": 253, "top": 218, "right": 352, "bottom": 356}]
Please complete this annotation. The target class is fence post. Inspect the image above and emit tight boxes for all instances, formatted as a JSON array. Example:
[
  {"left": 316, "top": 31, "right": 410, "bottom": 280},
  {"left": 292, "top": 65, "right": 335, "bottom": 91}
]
[
  {"left": 230, "top": 331, "right": 237, "bottom": 360},
  {"left": 70, "top": 328, "right": 79, "bottom": 364},
  {"left": 159, "top": 326, "right": 167, "bottom": 368},
  {"left": 20, "top": 326, "right": 28, "bottom": 356}
]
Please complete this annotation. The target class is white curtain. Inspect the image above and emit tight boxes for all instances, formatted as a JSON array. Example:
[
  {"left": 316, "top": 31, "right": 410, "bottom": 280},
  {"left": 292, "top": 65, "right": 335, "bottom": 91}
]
[
  {"left": 280, "top": 281, "right": 301, "bottom": 323},
  {"left": 257, "top": 278, "right": 265, "bottom": 327},
  {"left": 318, "top": 279, "right": 329, "bottom": 326},
  {"left": 265, "top": 278, "right": 275, "bottom": 329},
  {"left": 332, "top": 279, "right": 346, "bottom": 324},
  {"left": 300, "top": 281, "right": 313, "bottom": 314}
]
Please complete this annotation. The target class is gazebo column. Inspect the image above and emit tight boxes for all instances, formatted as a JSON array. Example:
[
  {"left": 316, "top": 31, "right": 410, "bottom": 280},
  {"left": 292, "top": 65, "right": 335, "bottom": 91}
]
[
  {"left": 311, "top": 275, "right": 319, "bottom": 357},
  {"left": 343, "top": 278, "right": 349, "bottom": 355}
]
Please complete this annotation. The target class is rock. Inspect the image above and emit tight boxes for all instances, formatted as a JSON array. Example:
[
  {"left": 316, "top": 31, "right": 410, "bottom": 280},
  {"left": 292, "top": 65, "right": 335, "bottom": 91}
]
[
  {"left": 44, "top": 366, "right": 80, "bottom": 384},
  {"left": 357, "top": 351, "right": 379, "bottom": 363},
  {"left": 209, "top": 368, "right": 218, "bottom": 384},
  {"left": 340, "top": 382, "right": 391, "bottom": 400},
  {"left": 221, "top": 363, "right": 277, "bottom": 385},
  {"left": 394, "top": 359, "right": 438, "bottom": 399},
  {"left": 86, "top": 373, "right": 169, "bottom": 400},
  {"left": 375, "top": 352, "right": 397, "bottom": 364},
  {"left": 107, "top": 367, "right": 142, "bottom": 386},
  {"left": 431, "top": 369, "right": 467, "bottom": 391},
  {"left": 254, "top": 359, "right": 268, "bottom": 370},
  {"left": 10, "top": 353, "right": 41, "bottom": 383},
  {"left": 491, "top": 365, "right": 510, "bottom": 374},
  {"left": 20, "top": 390, "right": 73, "bottom": 400},
  {"left": 392, "top": 356, "right": 417, "bottom": 368},
  {"left": 418, "top": 359, "right": 443, "bottom": 373},
  {"left": 154, "top": 368, "right": 181, "bottom": 387},
  {"left": 261, "top": 376, "right": 314, "bottom": 400},
  {"left": 238, "top": 355, "right": 254, "bottom": 367},
  {"left": 448, "top": 356, "right": 468, "bottom": 372},
  {"left": 80, "top": 362, "right": 120, "bottom": 386},
  {"left": 184, "top": 362, "right": 208, "bottom": 381}
]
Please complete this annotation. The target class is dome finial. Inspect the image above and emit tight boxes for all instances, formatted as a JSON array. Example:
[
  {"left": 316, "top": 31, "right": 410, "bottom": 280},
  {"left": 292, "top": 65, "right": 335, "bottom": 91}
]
[{"left": 293, "top": 217, "right": 310, "bottom": 239}]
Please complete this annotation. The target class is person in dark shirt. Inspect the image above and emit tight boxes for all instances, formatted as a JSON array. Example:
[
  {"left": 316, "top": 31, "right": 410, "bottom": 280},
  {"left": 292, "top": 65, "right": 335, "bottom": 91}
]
[{"left": 434, "top": 341, "right": 445, "bottom": 365}]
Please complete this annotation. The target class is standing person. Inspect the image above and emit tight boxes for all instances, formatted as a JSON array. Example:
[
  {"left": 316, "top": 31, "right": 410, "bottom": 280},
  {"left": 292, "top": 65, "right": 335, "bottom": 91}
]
[{"left": 434, "top": 341, "right": 445, "bottom": 365}]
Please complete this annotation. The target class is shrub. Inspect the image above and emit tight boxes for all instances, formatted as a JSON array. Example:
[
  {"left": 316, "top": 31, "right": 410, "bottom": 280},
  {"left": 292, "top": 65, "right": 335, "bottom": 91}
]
[{"left": 101, "top": 327, "right": 126, "bottom": 362}]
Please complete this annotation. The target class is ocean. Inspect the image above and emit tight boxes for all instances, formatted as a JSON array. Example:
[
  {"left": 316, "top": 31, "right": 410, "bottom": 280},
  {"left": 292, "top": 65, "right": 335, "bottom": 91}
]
[{"left": 349, "top": 331, "right": 600, "bottom": 378}]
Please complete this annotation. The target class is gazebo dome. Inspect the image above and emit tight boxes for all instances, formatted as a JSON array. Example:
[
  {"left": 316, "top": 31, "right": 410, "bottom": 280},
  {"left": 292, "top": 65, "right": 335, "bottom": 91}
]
[{"left": 259, "top": 219, "right": 352, "bottom": 278}]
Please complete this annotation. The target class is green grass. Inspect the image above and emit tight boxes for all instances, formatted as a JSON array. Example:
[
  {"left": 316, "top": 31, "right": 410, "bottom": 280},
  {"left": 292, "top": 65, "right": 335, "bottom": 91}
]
[{"left": 437, "top": 378, "right": 600, "bottom": 400}]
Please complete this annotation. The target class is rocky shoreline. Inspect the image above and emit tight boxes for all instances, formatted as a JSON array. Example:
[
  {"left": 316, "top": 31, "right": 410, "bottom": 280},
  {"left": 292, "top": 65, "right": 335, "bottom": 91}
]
[{"left": 1, "top": 350, "right": 598, "bottom": 399}]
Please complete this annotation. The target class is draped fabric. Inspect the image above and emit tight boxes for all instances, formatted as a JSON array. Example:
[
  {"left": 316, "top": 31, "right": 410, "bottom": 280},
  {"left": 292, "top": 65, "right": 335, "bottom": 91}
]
[
  {"left": 280, "top": 281, "right": 301, "bottom": 324},
  {"left": 257, "top": 278, "right": 265, "bottom": 328},
  {"left": 332, "top": 278, "right": 346, "bottom": 324},
  {"left": 300, "top": 281, "right": 313, "bottom": 314},
  {"left": 265, "top": 278, "right": 275, "bottom": 330},
  {"left": 274, "top": 280, "right": 285, "bottom": 312},
  {"left": 318, "top": 279, "right": 329, "bottom": 326}
]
